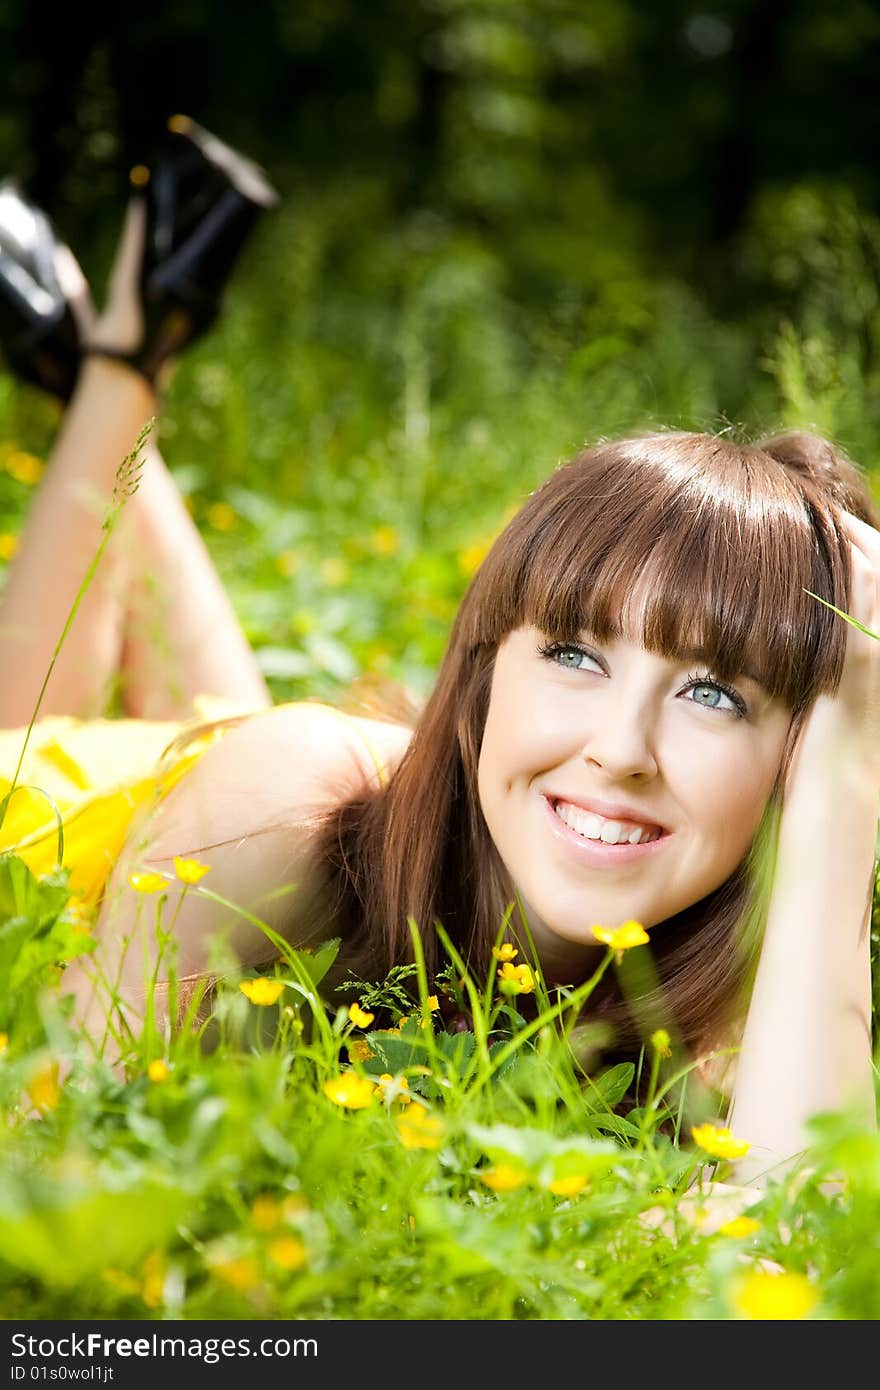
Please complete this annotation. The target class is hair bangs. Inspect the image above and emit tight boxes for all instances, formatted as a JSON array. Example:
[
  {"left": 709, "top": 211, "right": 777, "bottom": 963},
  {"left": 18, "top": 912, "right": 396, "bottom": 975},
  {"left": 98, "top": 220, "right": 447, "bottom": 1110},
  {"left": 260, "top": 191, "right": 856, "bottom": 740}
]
[{"left": 466, "top": 433, "right": 852, "bottom": 712}]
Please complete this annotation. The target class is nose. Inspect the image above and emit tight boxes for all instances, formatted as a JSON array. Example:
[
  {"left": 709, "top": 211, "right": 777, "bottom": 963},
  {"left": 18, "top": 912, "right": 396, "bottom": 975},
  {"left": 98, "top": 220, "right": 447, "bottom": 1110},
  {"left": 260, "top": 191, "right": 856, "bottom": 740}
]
[{"left": 579, "top": 698, "right": 659, "bottom": 781}]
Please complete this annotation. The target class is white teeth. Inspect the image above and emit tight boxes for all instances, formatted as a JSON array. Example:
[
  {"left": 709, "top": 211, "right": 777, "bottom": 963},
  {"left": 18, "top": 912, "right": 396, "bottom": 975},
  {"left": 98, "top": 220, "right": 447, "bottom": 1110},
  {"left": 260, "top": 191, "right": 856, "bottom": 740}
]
[
  {"left": 599, "top": 820, "right": 624, "bottom": 844},
  {"left": 553, "top": 800, "right": 660, "bottom": 846}
]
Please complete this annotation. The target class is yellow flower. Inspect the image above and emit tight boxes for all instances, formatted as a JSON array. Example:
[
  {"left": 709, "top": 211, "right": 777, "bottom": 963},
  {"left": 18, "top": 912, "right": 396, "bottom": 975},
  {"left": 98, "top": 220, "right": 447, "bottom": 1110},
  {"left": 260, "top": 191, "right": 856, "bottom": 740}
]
[
  {"left": 348, "top": 1001, "right": 375, "bottom": 1028},
  {"left": 592, "top": 920, "right": 650, "bottom": 960},
  {"left": 492, "top": 942, "right": 518, "bottom": 962},
  {"left": 319, "top": 556, "right": 349, "bottom": 587},
  {"left": 250, "top": 1195, "right": 281, "bottom": 1231},
  {"left": 206, "top": 501, "right": 237, "bottom": 531},
  {"left": 480, "top": 1163, "right": 528, "bottom": 1192},
  {"left": 0, "top": 1033, "right": 7, "bottom": 1055},
  {"left": 210, "top": 1254, "right": 260, "bottom": 1292},
  {"left": 323, "top": 1073, "right": 376, "bottom": 1109},
  {"left": 691, "top": 1122, "right": 751, "bottom": 1161},
  {"left": 426, "top": 995, "right": 440, "bottom": 1012},
  {"left": 147, "top": 1060, "right": 170, "bottom": 1083},
  {"left": 395, "top": 1106, "right": 444, "bottom": 1150},
  {"left": 497, "top": 961, "right": 539, "bottom": 995},
  {"left": 173, "top": 855, "right": 211, "bottom": 885},
  {"left": 0, "top": 533, "right": 19, "bottom": 561},
  {"left": 546, "top": 1173, "right": 589, "bottom": 1197},
  {"left": 370, "top": 524, "right": 399, "bottom": 556},
  {"left": 718, "top": 1215, "right": 761, "bottom": 1239},
  {"left": 651, "top": 1028, "right": 672, "bottom": 1058},
  {"left": 239, "top": 978, "right": 285, "bottom": 1007},
  {"left": 347, "top": 1038, "right": 375, "bottom": 1063},
  {"left": 267, "top": 1236, "right": 308, "bottom": 1271},
  {"left": 395, "top": 1015, "right": 410, "bottom": 1031},
  {"left": 28, "top": 1064, "right": 60, "bottom": 1112},
  {"left": 276, "top": 550, "right": 300, "bottom": 577},
  {"left": 141, "top": 1251, "right": 165, "bottom": 1309},
  {"left": 5, "top": 450, "right": 43, "bottom": 485},
  {"left": 377, "top": 1073, "right": 412, "bottom": 1106},
  {"left": 128, "top": 870, "right": 169, "bottom": 894},
  {"left": 733, "top": 1270, "right": 818, "bottom": 1320},
  {"left": 457, "top": 536, "right": 494, "bottom": 577}
]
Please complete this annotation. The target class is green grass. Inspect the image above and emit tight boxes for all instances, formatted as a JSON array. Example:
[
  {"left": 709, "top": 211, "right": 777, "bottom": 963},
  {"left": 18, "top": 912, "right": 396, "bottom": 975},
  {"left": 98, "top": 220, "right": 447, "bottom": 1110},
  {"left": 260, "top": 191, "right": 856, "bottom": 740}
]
[{"left": 1, "top": 176, "right": 880, "bottom": 1319}]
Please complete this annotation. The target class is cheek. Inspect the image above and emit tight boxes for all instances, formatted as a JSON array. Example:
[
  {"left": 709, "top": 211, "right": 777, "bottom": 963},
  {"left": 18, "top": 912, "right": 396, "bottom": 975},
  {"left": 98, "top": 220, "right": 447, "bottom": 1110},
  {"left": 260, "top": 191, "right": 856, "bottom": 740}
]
[{"left": 679, "top": 744, "right": 778, "bottom": 853}]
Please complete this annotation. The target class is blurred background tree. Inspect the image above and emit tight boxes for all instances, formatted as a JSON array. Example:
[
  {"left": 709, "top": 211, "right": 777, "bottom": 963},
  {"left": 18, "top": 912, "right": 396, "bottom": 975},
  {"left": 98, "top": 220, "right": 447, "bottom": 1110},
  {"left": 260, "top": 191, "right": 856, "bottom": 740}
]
[{"left": 3, "top": 0, "right": 879, "bottom": 302}]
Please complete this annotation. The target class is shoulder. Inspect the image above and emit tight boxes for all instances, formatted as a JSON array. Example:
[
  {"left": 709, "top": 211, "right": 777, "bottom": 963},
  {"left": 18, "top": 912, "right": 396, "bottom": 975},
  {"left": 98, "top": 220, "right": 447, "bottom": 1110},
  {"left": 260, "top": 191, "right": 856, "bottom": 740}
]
[
  {"left": 160, "top": 700, "right": 386, "bottom": 827},
  {"left": 97, "top": 701, "right": 391, "bottom": 982}
]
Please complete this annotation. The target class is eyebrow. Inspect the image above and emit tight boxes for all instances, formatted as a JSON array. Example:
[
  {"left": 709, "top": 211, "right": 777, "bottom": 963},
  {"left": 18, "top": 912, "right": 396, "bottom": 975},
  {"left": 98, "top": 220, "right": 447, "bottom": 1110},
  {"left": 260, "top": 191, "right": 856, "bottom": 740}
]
[{"left": 576, "top": 623, "right": 764, "bottom": 686}]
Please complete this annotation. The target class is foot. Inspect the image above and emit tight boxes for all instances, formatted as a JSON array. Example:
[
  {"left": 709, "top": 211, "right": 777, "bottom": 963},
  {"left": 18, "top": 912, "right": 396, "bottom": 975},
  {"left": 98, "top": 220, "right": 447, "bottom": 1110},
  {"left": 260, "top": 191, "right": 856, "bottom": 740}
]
[{"left": 88, "top": 115, "right": 279, "bottom": 389}]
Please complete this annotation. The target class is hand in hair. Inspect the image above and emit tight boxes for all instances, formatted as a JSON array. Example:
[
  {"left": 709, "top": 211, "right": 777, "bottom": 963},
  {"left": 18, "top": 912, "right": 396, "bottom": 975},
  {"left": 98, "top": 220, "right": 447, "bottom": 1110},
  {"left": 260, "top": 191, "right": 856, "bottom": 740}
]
[{"left": 786, "top": 508, "right": 880, "bottom": 796}]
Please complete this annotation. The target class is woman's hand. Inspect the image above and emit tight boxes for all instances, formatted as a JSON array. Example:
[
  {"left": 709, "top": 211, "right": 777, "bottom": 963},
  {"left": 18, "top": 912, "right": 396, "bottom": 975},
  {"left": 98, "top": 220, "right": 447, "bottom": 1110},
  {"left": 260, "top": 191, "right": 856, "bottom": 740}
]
[{"left": 788, "top": 508, "right": 880, "bottom": 799}]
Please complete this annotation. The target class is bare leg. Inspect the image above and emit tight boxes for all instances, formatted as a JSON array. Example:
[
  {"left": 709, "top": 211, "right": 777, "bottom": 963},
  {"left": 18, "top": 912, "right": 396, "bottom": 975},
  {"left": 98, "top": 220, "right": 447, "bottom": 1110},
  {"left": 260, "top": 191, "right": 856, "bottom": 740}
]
[
  {"left": 115, "top": 438, "right": 271, "bottom": 719},
  {"left": 0, "top": 357, "right": 271, "bottom": 728}
]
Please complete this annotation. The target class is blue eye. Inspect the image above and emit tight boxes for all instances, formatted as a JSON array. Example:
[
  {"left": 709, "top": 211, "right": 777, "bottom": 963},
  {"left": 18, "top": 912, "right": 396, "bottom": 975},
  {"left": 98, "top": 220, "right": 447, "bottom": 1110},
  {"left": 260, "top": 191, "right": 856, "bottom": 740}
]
[
  {"left": 678, "top": 672, "right": 750, "bottom": 717},
  {"left": 542, "top": 643, "right": 599, "bottom": 672}
]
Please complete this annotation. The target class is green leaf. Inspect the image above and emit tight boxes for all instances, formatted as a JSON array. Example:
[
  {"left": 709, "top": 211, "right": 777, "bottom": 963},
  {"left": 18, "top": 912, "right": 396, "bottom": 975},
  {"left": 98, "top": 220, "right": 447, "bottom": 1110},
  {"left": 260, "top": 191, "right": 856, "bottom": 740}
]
[{"left": 585, "top": 1062, "right": 635, "bottom": 1111}]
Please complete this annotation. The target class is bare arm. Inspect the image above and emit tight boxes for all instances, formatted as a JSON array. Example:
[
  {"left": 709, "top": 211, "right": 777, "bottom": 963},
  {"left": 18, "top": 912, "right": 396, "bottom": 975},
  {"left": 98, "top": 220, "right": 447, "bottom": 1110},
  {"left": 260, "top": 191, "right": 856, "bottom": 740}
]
[{"left": 727, "top": 512, "right": 880, "bottom": 1183}]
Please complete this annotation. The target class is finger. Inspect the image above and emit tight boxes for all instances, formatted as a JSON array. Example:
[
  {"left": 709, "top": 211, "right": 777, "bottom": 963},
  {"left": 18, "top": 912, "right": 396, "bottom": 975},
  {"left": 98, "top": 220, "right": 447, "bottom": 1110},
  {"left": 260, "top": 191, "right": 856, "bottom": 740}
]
[{"left": 838, "top": 509, "right": 880, "bottom": 559}]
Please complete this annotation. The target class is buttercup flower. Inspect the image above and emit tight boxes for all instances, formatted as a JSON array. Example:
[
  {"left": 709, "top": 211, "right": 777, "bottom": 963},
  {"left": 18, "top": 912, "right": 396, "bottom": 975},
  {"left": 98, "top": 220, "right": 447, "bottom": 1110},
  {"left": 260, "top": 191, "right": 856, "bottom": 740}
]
[
  {"left": 0, "top": 1033, "right": 7, "bottom": 1055},
  {"left": 348, "top": 1038, "right": 374, "bottom": 1062},
  {"left": 239, "top": 978, "right": 285, "bottom": 1007},
  {"left": 395, "top": 1106, "right": 444, "bottom": 1150},
  {"left": 348, "top": 1001, "right": 375, "bottom": 1028},
  {"left": 323, "top": 1073, "right": 376, "bottom": 1109},
  {"left": 592, "top": 920, "right": 650, "bottom": 961},
  {"left": 492, "top": 942, "right": 518, "bottom": 962},
  {"left": 250, "top": 1196, "right": 281, "bottom": 1231},
  {"left": 28, "top": 1064, "right": 60, "bottom": 1112},
  {"left": 733, "top": 1270, "right": 818, "bottom": 1320},
  {"left": 206, "top": 501, "right": 237, "bottom": 531},
  {"left": 497, "top": 961, "right": 539, "bottom": 995},
  {"left": 0, "top": 533, "right": 19, "bottom": 561},
  {"left": 426, "top": 995, "right": 440, "bottom": 1013},
  {"left": 147, "top": 1060, "right": 170, "bottom": 1083},
  {"left": 267, "top": 1236, "right": 308, "bottom": 1271},
  {"left": 691, "top": 1122, "right": 751, "bottom": 1161},
  {"left": 173, "top": 856, "right": 211, "bottom": 885},
  {"left": 377, "top": 1073, "right": 412, "bottom": 1106},
  {"left": 546, "top": 1173, "right": 589, "bottom": 1197},
  {"left": 480, "top": 1163, "right": 528, "bottom": 1192},
  {"left": 718, "top": 1215, "right": 761, "bottom": 1239},
  {"left": 128, "top": 871, "right": 168, "bottom": 894}
]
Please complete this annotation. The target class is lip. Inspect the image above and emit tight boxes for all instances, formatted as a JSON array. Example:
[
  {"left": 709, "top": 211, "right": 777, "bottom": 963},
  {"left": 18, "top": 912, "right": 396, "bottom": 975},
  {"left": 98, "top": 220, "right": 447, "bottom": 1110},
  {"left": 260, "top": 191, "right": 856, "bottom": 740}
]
[
  {"left": 540, "top": 794, "right": 673, "bottom": 868},
  {"left": 544, "top": 791, "right": 669, "bottom": 834}
]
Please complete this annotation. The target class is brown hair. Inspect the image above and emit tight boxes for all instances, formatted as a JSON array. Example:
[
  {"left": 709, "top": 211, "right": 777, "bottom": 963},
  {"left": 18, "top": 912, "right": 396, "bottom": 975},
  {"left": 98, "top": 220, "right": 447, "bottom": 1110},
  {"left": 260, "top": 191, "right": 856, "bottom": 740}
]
[{"left": 296, "top": 428, "right": 879, "bottom": 1061}]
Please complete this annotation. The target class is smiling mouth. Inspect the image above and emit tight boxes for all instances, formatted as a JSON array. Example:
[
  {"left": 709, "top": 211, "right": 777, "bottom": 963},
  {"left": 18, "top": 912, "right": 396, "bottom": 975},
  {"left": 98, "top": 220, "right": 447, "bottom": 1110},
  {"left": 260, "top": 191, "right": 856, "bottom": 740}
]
[{"left": 549, "top": 797, "right": 665, "bottom": 846}]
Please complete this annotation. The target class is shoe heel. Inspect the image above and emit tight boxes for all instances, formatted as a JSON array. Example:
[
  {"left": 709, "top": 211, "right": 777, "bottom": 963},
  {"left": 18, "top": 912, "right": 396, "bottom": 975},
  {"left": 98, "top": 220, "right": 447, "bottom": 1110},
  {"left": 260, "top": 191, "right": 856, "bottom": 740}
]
[{"left": 130, "top": 116, "right": 279, "bottom": 381}]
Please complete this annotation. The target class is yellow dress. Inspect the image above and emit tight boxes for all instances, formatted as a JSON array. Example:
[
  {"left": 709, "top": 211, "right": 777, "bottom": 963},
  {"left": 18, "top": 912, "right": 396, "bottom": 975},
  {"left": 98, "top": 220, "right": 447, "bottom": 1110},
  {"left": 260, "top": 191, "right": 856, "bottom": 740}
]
[{"left": 0, "top": 694, "right": 392, "bottom": 912}]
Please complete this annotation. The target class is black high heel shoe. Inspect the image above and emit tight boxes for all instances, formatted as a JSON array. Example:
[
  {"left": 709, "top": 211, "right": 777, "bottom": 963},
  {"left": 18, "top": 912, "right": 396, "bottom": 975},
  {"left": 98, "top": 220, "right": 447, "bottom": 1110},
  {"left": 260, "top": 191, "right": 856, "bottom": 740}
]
[
  {"left": 93, "top": 115, "right": 279, "bottom": 386},
  {"left": 0, "top": 180, "right": 86, "bottom": 401}
]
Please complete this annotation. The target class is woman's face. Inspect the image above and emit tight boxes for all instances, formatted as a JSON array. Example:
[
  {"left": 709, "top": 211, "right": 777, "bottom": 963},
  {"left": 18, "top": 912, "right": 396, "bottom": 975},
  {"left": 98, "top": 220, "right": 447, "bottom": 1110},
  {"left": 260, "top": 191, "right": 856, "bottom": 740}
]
[{"left": 476, "top": 610, "right": 794, "bottom": 980}]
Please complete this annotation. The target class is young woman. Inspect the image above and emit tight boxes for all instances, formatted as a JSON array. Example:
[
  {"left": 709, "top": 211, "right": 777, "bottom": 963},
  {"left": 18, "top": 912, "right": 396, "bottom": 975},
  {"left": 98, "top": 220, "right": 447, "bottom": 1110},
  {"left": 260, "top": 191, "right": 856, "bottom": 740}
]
[{"left": 1, "top": 125, "right": 878, "bottom": 1189}]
